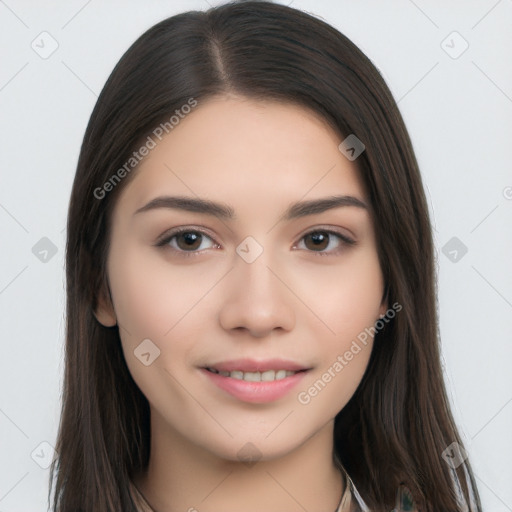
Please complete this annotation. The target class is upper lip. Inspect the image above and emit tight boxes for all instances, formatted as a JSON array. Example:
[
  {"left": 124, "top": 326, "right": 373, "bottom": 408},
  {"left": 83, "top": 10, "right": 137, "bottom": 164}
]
[{"left": 203, "top": 358, "right": 310, "bottom": 373}]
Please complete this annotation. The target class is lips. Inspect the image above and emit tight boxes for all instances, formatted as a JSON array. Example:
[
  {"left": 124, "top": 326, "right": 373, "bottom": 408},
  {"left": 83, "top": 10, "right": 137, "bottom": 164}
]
[
  {"left": 203, "top": 358, "right": 309, "bottom": 373},
  {"left": 200, "top": 358, "right": 311, "bottom": 403},
  {"left": 206, "top": 368, "right": 300, "bottom": 382}
]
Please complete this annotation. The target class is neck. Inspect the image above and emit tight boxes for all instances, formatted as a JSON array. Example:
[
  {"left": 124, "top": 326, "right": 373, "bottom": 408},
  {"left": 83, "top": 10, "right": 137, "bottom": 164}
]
[{"left": 133, "top": 409, "right": 344, "bottom": 512}]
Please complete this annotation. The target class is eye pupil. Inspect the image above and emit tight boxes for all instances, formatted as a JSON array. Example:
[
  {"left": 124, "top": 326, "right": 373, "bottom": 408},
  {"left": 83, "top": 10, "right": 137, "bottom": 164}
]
[
  {"left": 178, "top": 232, "right": 201, "bottom": 250},
  {"left": 305, "top": 231, "right": 329, "bottom": 251}
]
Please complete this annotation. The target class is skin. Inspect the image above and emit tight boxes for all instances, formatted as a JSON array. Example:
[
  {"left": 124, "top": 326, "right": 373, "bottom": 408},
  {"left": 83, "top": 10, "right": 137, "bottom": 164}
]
[{"left": 95, "top": 95, "right": 387, "bottom": 512}]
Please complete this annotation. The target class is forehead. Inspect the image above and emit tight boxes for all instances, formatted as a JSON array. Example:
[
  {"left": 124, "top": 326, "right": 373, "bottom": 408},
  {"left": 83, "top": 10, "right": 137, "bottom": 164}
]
[{"left": 115, "top": 96, "right": 367, "bottom": 215}]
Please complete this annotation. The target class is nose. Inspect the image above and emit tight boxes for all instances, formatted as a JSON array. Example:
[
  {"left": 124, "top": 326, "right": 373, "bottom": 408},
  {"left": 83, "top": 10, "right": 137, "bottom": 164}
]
[{"left": 218, "top": 251, "right": 296, "bottom": 338}]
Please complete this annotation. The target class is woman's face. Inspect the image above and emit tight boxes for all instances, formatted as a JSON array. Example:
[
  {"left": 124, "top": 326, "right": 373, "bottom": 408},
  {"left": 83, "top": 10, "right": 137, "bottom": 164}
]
[{"left": 97, "top": 95, "right": 386, "bottom": 461}]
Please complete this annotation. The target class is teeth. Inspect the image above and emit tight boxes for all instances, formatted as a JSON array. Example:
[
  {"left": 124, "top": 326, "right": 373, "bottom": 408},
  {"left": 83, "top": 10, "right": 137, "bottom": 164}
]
[
  {"left": 207, "top": 368, "right": 299, "bottom": 381},
  {"left": 244, "top": 371, "right": 261, "bottom": 382},
  {"left": 261, "top": 370, "right": 275, "bottom": 381}
]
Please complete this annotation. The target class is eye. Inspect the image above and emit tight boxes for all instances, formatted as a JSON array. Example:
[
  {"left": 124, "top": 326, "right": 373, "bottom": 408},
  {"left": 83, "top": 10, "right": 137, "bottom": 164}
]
[
  {"left": 155, "top": 226, "right": 356, "bottom": 258},
  {"left": 294, "top": 229, "right": 355, "bottom": 255},
  {"left": 155, "top": 228, "right": 219, "bottom": 256}
]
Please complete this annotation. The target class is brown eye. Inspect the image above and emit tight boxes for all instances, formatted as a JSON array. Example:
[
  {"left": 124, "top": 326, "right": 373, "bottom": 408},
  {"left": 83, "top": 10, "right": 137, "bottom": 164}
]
[
  {"left": 303, "top": 231, "right": 330, "bottom": 251},
  {"left": 296, "top": 229, "right": 355, "bottom": 255},
  {"left": 175, "top": 231, "right": 203, "bottom": 251},
  {"left": 156, "top": 228, "right": 218, "bottom": 255}
]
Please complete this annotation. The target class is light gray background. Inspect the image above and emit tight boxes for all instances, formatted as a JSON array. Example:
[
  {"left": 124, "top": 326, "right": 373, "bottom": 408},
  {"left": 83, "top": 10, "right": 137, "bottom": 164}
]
[{"left": 1, "top": 1, "right": 511, "bottom": 510}]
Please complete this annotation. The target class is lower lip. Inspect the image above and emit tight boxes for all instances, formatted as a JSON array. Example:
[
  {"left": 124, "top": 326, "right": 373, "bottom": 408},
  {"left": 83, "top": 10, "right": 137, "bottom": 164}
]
[{"left": 201, "top": 369, "right": 308, "bottom": 403}]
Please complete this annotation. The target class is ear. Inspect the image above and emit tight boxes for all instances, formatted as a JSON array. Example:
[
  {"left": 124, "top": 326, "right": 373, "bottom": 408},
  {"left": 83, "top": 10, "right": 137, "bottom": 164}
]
[{"left": 93, "top": 278, "right": 117, "bottom": 327}]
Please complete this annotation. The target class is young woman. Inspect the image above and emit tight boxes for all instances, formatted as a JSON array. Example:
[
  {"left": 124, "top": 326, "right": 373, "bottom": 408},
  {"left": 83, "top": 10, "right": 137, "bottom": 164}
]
[{"left": 49, "top": 1, "right": 482, "bottom": 511}]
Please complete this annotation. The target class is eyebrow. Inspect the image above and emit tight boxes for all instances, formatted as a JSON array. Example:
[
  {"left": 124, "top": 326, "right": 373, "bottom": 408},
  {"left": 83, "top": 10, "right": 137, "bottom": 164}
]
[{"left": 133, "top": 194, "right": 368, "bottom": 221}]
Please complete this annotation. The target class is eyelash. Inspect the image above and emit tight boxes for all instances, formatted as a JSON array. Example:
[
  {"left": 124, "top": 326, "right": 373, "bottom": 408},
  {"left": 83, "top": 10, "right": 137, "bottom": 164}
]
[{"left": 155, "top": 226, "right": 356, "bottom": 258}]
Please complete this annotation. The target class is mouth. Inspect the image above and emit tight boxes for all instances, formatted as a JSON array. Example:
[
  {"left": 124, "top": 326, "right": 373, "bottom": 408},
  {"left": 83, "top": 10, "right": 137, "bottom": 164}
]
[
  {"left": 200, "top": 359, "right": 311, "bottom": 403},
  {"left": 204, "top": 367, "right": 307, "bottom": 382}
]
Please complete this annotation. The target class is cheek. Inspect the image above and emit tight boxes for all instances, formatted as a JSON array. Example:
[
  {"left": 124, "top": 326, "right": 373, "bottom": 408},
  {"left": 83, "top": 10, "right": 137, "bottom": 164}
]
[
  {"left": 296, "top": 249, "right": 384, "bottom": 337},
  {"left": 293, "top": 251, "right": 382, "bottom": 412},
  {"left": 107, "top": 246, "right": 213, "bottom": 342},
  {"left": 108, "top": 250, "right": 203, "bottom": 415},
  {"left": 296, "top": 349, "right": 372, "bottom": 422},
  {"left": 107, "top": 245, "right": 229, "bottom": 401},
  {"left": 296, "top": 317, "right": 376, "bottom": 418}
]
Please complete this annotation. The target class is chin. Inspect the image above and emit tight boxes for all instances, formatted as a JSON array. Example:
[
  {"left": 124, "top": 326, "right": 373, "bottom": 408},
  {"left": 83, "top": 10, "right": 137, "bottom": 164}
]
[{"left": 198, "top": 428, "right": 316, "bottom": 465}]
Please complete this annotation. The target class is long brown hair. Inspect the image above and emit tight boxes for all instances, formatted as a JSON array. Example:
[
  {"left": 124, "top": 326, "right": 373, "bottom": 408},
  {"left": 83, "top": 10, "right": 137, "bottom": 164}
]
[{"left": 49, "top": 2, "right": 482, "bottom": 511}]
